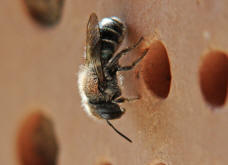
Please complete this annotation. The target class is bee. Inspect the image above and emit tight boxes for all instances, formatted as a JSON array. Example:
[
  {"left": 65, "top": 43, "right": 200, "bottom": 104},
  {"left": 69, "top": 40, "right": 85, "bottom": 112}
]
[{"left": 78, "top": 13, "right": 148, "bottom": 143}]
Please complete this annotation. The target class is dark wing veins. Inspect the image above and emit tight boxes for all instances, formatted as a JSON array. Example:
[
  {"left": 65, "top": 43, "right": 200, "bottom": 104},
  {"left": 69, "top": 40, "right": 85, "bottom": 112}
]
[{"left": 86, "top": 13, "right": 106, "bottom": 90}]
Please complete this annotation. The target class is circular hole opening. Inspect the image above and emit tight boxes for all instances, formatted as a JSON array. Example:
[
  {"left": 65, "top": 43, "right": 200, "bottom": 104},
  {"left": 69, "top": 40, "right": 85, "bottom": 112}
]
[
  {"left": 24, "top": 0, "right": 64, "bottom": 26},
  {"left": 96, "top": 160, "right": 112, "bottom": 165},
  {"left": 199, "top": 51, "right": 228, "bottom": 107},
  {"left": 17, "top": 111, "right": 58, "bottom": 165},
  {"left": 142, "top": 41, "right": 171, "bottom": 98},
  {"left": 150, "top": 160, "right": 167, "bottom": 165},
  {"left": 99, "top": 162, "right": 112, "bottom": 165}
]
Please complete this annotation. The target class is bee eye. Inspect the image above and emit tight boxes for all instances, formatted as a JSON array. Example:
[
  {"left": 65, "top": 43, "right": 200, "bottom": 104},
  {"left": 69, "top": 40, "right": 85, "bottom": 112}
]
[{"left": 94, "top": 103, "right": 124, "bottom": 120}]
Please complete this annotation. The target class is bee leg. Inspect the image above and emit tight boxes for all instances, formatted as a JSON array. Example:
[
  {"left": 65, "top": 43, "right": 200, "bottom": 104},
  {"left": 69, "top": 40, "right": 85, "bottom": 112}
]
[
  {"left": 114, "top": 96, "right": 140, "bottom": 103},
  {"left": 106, "top": 37, "right": 144, "bottom": 68},
  {"left": 117, "top": 48, "right": 148, "bottom": 71}
]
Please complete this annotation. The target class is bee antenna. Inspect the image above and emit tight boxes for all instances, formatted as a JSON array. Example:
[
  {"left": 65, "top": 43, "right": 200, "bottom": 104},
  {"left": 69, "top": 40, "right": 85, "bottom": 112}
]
[{"left": 106, "top": 120, "right": 132, "bottom": 143}]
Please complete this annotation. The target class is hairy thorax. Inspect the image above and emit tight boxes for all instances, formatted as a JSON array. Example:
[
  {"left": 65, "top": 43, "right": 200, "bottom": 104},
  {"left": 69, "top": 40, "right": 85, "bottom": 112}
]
[{"left": 79, "top": 64, "right": 121, "bottom": 104}]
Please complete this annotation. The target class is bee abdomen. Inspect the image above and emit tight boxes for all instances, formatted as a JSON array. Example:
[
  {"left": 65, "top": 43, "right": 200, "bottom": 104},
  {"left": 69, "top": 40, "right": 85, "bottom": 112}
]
[{"left": 99, "top": 17, "right": 126, "bottom": 62}]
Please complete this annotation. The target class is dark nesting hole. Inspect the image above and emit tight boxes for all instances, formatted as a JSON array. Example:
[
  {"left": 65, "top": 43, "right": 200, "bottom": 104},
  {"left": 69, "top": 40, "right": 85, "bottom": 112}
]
[
  {"left": 199, "top": 51, "right": 228, "bottom": 107},
  {"left": 154, "top": 163, "right": 166, "bottom": 165},
  {"left": 150, "top": 160, "right": 167, "bottom": 165},
  {"left": 100, "top": 163, "right": 112, "bottom": 165},
  {"left": 96, "top": 160, "right": 112, "bottom": 165},
  {"left": 142, "top": 41, "right": 171, "bottom": 98},
  {"left": 24, "top": 0, "right": 64, "bottom": 26},
  {"left": 17, "top": 111, "right": 58, "bottom": 165}
]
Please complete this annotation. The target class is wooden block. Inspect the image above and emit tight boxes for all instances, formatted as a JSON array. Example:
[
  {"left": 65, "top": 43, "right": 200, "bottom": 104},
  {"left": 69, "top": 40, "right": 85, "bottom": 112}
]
[{"left": 0, "top": 0, "right": 227, "bottom": 165}]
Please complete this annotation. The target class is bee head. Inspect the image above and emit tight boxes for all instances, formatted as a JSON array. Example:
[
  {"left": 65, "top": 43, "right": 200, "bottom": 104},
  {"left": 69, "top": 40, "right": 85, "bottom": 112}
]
[
  {"left": 92, "top": 102, "right": 132, "bottom": 143},
  {"left": 94, "top": 102, "right": 125, "bottom": 120}
]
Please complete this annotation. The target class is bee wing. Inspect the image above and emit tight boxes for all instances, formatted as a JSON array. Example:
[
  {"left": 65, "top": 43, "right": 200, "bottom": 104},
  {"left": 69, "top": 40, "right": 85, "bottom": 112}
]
[{"left": 86, "top": 13, "right": 105, "bottom": 87}]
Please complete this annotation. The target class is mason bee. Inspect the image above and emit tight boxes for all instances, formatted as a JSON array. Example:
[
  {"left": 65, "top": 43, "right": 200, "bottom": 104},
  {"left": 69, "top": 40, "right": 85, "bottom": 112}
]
[{"left": 78, "top": 13, "right": 148, "bottom": 143}]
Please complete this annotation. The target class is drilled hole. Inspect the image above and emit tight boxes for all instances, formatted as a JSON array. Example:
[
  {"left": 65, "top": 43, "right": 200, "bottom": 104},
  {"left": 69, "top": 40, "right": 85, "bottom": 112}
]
[
  {"left": 199, "top": 51, "right": 228, "bottom": 107},
  {"left": 24, "top": 0, "right": 64, "bottom": 26},
  {"left": 95, "top": 159, "right": 112, "bottom": 165},
  {"left": 150, "top": 160, "right": 167, "bottom": 165},
  {"left": 17, "top": 111, "right": 58, "bottom": 165},
  {"left": 142, "top": 41, "right": 171, "bottom": 98},
  {"left": 150, "top": 160, "right": 168, "bottom": 165},
  {"left": 99, "top": 162, "right": 112, "bottom": 165}
]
